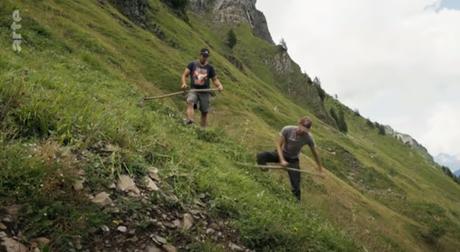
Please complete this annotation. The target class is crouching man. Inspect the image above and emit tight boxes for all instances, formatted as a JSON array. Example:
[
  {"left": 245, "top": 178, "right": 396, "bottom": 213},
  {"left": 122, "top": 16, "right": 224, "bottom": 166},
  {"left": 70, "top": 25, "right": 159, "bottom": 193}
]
[{"left": 257, "top": 117, "right": 324, "bottom": 200}]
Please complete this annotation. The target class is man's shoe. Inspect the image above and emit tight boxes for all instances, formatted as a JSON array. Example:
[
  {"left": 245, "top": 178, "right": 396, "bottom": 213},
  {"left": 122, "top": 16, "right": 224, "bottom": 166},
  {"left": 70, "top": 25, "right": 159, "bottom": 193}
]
[{"left": 183, "top": 119, "right": 195, "bottom": 125}]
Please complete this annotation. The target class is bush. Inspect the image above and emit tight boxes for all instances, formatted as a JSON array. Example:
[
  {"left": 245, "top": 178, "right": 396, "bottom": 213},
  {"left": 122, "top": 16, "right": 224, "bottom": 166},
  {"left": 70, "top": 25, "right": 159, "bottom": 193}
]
[
  {"left": 162, "top": 0, "right": 188, "bottom": 10},
  {"left": 440, "top": 166, "right": 460, "bottom": 185},
  {"left": 278, "top": 38, "right": 288, "bottom": 51},
  {"left": 329, "top": 107, "right": 347, "bottom": 133},
  {"left": 353, "top": 109, "right": 360, "bottom": 117},
  {"left": 162, "top": 0, "right": 188, "bottom": 19},
  {"left": 374, "top": 122, "right": 385, "bottom": 135},
  {"left": 226, "top": 29, "right": 237, "bottom": 49},
  {"left": 330, "top": 108, "right": 339, "bottom": 123},
  {"left": 441, "top": 166, "right": 454, "bottom": 178},
  {"left": 378, "top": 124, "right": 386, "bottom": 135},
  {"left": 338, "top": 110, "right": 348, "bottom": 133},
  {"left": 422, "top": 224, "right": 447, "bottom": 245},
  {"left": 316, "top": 85, "right": 326, "bottom": 102},
  {"left": 366, "top": 118, "right": 374, "bottom": 128}
]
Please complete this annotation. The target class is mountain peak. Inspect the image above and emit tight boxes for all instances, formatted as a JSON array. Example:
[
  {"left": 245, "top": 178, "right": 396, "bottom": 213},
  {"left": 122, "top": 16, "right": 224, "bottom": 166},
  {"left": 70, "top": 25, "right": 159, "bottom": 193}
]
[
  {"left": 455, "top": 169, "right": 460, "bottom": 177},
  {"left": 435, "top": 153, "right": 460, "bottom": 172},
  {"left": 188, "top": 0, "right": 273, "bottom": 43}
]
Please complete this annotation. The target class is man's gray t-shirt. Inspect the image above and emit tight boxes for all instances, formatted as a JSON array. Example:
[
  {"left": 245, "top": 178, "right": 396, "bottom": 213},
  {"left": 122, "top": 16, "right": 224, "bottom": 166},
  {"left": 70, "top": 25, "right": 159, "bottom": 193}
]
[{"left": 280, "top": 126, "right": 315, "bottom": 159}]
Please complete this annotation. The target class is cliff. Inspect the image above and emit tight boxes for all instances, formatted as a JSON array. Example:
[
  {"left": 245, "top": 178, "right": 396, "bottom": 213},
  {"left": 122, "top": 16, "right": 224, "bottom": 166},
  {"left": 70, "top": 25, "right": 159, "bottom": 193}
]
[{"left": 189, "top": 0, "right": 273, "bottom": 43}]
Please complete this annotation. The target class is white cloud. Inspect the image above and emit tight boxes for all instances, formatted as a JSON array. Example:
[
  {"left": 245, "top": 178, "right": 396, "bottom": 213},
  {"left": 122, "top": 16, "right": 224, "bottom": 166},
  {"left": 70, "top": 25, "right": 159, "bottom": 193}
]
[
  {"left": 256, "top": 0, "right": 460, "bottom": 159},
  {"left": 422, "top": 104, "right": 460, "bottom": 156}
]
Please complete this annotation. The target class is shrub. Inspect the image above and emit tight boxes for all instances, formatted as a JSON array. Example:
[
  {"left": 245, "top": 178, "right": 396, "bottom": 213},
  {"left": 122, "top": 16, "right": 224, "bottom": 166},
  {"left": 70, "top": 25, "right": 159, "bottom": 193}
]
[
  {"left": 440, "top": 166, "right": 460, "bottom": 185},
  {"left": 374, "top": 122, "right": 386, "bottom": 135},
  {"left": 353, "top": 109, "right": 360, "bottom": 117},
  {"left": 278, "top": 38, "right": 288, "bottom": 51},
  {"left": 316, "top": 85, "right": 326, "bottom": 102},
  {"left": 330, "top": 107, "right": 347, "bottom": 133},
  {"left": 162, "top": 0, "right": 188, "bottom": 18},
  {"left": 366, "top": 118, "right": 374, "bottom": 128},
  {"left": 422, "top": 223, "right": 447, "bottom": 245},
  {"left": 226, "top": 29, "right": 237, "bottom": 49},
  {"left": 378, "top": 124, "right": 386, "bottom": 135},
  {"left": 338, "top": 109, "right": 348, "bottom": 133},
  {"left": 330, "top": 108, "right": 339, "bottom": 123}
]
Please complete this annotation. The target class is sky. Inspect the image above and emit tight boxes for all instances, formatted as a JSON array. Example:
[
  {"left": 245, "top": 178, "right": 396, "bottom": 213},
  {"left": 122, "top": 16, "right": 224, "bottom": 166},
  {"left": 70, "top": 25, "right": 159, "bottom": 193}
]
[{"left": 256, "top": 0, "right": 460, "bottom": 170}]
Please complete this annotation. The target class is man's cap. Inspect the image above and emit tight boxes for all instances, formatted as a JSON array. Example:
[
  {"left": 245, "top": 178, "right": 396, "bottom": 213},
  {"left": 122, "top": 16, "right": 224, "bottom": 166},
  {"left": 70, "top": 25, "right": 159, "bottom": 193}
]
[{"left": 200, "top": 48, "right": 210, "bottom": 57}]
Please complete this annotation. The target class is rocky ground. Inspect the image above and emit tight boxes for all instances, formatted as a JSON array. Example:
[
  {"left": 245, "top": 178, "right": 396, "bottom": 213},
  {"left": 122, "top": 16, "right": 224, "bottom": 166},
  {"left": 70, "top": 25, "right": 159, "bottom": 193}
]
[{"left": 0, "top": 142, "right": 252, "bottom": 252}]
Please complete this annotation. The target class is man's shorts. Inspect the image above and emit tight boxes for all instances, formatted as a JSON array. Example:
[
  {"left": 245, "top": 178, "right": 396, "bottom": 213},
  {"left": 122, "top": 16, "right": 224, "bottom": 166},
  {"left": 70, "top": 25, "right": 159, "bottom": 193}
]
[{"left": 186, "top": 91, "right": 211, "bottom": 113}]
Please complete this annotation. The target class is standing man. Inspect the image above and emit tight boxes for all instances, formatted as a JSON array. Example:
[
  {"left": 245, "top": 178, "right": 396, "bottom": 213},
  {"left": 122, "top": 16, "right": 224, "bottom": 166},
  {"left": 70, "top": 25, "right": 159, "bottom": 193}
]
[
  {"left": 256, "top": 117, "right": 324, "bottom": 201},
  {"left": 181, "top": 48, "right": 224, "bottom": 128}
]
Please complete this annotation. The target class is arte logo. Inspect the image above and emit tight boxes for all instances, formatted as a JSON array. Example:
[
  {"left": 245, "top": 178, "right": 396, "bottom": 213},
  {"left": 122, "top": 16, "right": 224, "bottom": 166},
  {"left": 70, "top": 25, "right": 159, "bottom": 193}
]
[{"left": 11, "top": 10, "right": 22, "bottom": 53}]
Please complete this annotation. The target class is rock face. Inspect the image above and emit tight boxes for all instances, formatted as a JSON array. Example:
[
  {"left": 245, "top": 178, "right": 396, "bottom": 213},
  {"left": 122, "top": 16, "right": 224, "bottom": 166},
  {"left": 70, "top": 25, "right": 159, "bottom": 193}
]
[
  {"left": 272, "top": 51, "right": 293, "bottom": 74},
  {"left": 111, "top": 0, "right": 274, "bottom": 43},
  {"left": 384, "top": 125, "right": 433, "bottom": 161},
  {"left": 189, "top": 0, "right": 273, "bottom": 43},
  {"left": 261, "top": 45, "right": 334, "bottom": 126},
  {"left": 110, "top": 0, "right": 150, "bottom": 24}
]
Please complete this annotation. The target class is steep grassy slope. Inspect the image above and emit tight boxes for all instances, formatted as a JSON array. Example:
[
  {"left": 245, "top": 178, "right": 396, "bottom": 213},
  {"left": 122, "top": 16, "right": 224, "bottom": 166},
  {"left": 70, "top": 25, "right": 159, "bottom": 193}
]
[
  {"left": 0, "top": 1, "right": 357, "bottom": 251},
  {"left": 0, "top": 0, "right": 459, "bottom": 251}
]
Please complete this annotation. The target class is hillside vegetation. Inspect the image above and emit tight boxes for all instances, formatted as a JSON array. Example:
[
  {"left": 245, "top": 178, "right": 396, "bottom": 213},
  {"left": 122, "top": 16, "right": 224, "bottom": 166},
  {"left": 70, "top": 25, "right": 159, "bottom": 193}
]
[{"left": 0, "top": 0, "right": 459, "bottom": 251}]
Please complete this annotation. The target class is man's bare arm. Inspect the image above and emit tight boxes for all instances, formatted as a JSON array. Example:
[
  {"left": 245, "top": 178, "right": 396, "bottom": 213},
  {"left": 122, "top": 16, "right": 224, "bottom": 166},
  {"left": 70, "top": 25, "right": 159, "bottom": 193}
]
[
  {"left": 310, "top": 146, "right": 323, "bottom": 172},
  {"left": 181, "top": 68, "right": 190, "bottom": 89},
  {"left": 212, "top": 76, "right": 224, "bottom": 91},
  {"left": 276, "top": 135, "right": 288, "bottom": 166}
]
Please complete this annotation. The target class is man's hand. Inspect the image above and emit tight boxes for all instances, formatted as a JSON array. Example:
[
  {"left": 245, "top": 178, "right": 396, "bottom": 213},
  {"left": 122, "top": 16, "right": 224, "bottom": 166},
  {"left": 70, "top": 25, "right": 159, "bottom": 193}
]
[
  {"left": 213, "top": 77, "right": 223, "bottom": 92},
  {"left": 181, "top": 68, "right": 190, "bottom": 89},
  {"left": 310, "top": 147, "right": 324, "bottom": 178},
  {"left": 280, "top": 160, "right": 289, "bottom": 167}
]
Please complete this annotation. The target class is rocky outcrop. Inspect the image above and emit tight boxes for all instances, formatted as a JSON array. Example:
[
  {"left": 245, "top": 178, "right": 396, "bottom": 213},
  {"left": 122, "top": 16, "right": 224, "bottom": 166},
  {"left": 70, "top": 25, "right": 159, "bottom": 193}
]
[
  {"left": 263, "top": 47, "right": 335, "bottom": 126},
  {"left": 109, "top": 0, "right": 150, "bottom": 25},
  {"left": 271, "top": 51, "right": 294, "bottom": 74},
  {"left": 189, "top": 0, "right": 273, "bottom": 43},
  {"left": 384, "top": 126, "right": 433, "bottom": 161}
]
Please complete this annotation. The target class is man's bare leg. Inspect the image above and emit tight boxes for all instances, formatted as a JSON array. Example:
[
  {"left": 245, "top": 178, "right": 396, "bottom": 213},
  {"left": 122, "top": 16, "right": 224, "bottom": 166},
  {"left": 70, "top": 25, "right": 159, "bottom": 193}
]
[
  {"left": 201, "top": 112, "right": 208, "bottom": 128},
  {"left": 186, "top": 102, "right": 195, "bottom": 123}
]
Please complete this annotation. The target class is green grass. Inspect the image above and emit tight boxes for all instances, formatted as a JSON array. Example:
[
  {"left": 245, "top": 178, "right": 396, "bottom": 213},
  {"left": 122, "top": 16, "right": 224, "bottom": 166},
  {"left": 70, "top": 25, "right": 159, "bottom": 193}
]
[{"left": 0, "top": 0, "right": 459, "bottom": 251}]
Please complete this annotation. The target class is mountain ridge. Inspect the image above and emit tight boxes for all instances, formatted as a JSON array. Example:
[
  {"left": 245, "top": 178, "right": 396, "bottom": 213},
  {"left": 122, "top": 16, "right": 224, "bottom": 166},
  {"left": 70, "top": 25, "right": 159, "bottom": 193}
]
[{"left": 384, "top": 125, "right": 433, "bottom": 162}]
